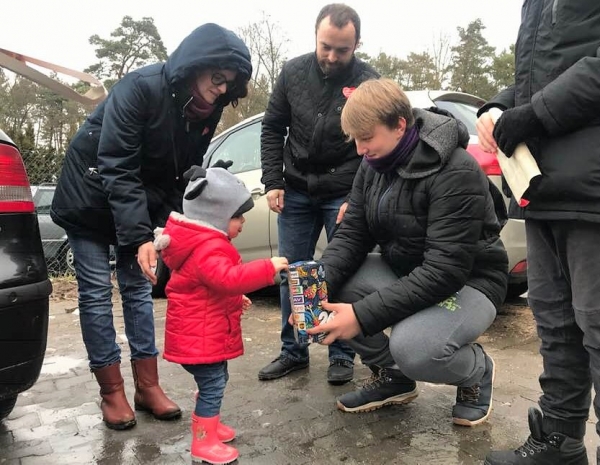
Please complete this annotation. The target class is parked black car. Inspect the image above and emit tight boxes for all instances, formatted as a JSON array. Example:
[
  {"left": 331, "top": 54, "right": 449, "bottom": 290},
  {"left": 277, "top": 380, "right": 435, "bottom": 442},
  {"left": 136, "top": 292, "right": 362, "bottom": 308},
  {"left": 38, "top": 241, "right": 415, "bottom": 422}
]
[{"left": 0, "top": 130, "right": 52, "bottom": 420}]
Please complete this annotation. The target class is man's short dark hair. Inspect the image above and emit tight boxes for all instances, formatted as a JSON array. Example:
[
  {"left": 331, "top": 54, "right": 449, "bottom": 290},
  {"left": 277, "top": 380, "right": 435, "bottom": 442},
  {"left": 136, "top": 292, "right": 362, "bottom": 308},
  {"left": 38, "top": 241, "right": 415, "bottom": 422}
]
[{"left": 315, "top": 3, "right": 361, "bottom": 44}]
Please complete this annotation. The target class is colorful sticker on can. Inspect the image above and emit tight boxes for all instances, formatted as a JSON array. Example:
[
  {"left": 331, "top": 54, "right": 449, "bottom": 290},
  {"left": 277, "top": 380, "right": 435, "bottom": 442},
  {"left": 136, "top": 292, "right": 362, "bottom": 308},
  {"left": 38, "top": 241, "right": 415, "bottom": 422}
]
[{"left": 289, "top": 260, "right": 330, "bottom": 344}]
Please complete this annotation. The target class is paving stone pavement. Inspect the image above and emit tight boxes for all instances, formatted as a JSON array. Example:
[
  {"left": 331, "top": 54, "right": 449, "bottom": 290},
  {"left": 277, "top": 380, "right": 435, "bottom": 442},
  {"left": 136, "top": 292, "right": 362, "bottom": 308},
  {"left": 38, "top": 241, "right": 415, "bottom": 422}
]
[{"left": 0, "top": 287, "right": 597, "bottom": 464}]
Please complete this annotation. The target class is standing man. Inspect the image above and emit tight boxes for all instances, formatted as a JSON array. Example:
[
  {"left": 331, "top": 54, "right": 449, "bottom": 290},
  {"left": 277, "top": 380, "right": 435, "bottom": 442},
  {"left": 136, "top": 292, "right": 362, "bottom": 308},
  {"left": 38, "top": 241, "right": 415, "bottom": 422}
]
[
  {"left": 258, "top": 3, "right": 379, "bottom": 385},
  {"left": 477, "top": 2, "right": 600, "bottom": 464}
]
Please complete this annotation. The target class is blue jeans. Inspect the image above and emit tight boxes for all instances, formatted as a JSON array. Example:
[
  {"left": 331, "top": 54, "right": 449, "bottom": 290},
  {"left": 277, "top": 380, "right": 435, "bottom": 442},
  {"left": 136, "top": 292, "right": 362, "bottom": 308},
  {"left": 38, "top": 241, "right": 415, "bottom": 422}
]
[
  {"left": 183, "top": 362, "right": 228, "bottom": 417},
  {"left": 278, "top": 187, "right": 355, "bottom": 364},
  {"left": 67, "top": 232, "right": 158, "bottom": 369}
]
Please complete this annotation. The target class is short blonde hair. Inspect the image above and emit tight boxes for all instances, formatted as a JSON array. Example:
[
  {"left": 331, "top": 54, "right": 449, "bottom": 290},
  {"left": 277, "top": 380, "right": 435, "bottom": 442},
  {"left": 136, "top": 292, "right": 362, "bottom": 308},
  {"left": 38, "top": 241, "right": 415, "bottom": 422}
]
[{"left": 341, "top": 78, "right": 414, "bottom": 140}]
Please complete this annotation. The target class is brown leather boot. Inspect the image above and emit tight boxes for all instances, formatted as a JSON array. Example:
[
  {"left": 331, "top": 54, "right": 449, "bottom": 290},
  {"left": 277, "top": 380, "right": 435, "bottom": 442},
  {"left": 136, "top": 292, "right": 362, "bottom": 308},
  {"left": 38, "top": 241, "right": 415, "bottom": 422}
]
[
  {"left": 92, "top": 362, "right": 136, "bottom": 430},
  {"left": 132, "top": 357, "right": 181, "bottom": 420}
]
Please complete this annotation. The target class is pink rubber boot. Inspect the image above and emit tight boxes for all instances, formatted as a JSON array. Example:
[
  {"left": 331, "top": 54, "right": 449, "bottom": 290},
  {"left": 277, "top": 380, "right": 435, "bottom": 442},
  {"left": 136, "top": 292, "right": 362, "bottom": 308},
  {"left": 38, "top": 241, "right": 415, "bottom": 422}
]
[{"left": 191, "top": 414, "right": 239, "bottom": 464}]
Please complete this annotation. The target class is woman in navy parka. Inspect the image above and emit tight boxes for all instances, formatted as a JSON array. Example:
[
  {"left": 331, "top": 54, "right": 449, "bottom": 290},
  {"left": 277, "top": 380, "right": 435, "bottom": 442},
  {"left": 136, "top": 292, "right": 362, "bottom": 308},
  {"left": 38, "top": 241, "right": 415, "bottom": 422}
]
[{"left": 50, "top": 23, "right": 252, "bottom": 430}]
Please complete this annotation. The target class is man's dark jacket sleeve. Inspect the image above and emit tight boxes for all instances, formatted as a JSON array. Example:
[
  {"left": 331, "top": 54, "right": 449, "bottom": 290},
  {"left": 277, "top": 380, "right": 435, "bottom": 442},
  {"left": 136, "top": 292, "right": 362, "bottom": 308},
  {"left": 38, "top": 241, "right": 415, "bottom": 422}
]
[
  {"left": 260, "top": 70, "right": 290, "bottom": 192},
  {"left": 530, "top": 47, "right": 600, "bottom": 135}
]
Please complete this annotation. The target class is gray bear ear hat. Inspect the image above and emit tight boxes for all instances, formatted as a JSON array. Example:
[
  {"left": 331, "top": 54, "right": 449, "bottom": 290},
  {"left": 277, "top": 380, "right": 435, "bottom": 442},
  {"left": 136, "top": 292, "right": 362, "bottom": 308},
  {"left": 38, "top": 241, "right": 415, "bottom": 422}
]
[{"left": 182, "top": 165, "right": 254, "bottom": 233}]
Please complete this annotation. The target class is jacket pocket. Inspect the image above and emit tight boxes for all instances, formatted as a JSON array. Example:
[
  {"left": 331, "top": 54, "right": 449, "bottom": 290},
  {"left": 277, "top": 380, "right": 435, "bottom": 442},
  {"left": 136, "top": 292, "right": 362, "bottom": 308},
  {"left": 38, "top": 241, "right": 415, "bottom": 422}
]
[{"left": 226, "top": 309, "right": 242, "bottom": 350}]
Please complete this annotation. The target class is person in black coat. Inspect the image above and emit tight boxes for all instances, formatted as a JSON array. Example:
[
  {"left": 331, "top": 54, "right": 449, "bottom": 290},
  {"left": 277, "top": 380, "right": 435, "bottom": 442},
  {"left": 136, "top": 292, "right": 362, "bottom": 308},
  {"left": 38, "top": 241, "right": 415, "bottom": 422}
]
[
  {"left": 308, "top": 78, "right": 508, "bottom": 427},
  {"left": 258, "top": 3, "right": 379, "bottom": 386},
  {"left": 50, "top": 23, "right": 252, "bottom": 431},
  {"left": 478, "top": 1, "right": 600, "bottom": 464}
]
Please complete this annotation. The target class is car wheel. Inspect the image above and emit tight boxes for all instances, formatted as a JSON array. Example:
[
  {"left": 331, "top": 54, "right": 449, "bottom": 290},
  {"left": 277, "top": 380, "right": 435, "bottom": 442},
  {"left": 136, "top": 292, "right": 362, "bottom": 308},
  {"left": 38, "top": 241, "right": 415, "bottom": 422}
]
[
  {"left": 58, "top": 242, "right": 76, "bottom": 275},
  {"left": 151, "top": 257, "right": 170, "bottom": 298},
  {"left": 0, "top": 395, "right": 18, "bottom": 420},
  {"left": 506, "top": 282, "right": 528, "bottom": 301}
]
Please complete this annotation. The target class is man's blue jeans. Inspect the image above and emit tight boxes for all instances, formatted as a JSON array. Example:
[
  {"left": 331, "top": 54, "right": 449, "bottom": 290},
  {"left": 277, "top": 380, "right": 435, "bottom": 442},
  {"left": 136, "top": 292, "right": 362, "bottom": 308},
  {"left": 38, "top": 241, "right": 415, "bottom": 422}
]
[
  {"left": 67, "top": 232, "right": 159, "bottom": 369},
  {"left": 183, "top": 362, "right": 228, "bottom": 417},
  {"left": 278, "top": 187, "right": 355, "bottom": 364}
]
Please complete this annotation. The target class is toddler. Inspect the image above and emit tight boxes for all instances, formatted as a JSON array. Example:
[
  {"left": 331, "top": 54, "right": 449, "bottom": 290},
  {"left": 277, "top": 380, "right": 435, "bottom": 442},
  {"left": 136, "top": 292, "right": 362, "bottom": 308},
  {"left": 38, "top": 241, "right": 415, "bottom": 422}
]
[{"left": 155, "top": 166, "right": 287, "bottom": 464}]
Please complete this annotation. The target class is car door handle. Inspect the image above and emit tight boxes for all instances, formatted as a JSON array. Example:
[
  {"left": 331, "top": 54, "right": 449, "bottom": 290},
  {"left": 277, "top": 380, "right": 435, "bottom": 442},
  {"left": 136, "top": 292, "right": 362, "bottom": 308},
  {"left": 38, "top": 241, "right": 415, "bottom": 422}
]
[{"left": 250, "top": 187, "right": 265, "bottom": 198}]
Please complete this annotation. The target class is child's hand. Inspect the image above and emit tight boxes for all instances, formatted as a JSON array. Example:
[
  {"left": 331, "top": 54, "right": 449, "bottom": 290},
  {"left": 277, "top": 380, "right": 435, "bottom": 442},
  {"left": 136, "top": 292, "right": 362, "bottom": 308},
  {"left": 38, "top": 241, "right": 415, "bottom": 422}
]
[
  {"left": 271, "top": 256, "right": 289, "bottom": 273},
  {"left": 242, "top": 295, "right": 252, "bottom": 312}
]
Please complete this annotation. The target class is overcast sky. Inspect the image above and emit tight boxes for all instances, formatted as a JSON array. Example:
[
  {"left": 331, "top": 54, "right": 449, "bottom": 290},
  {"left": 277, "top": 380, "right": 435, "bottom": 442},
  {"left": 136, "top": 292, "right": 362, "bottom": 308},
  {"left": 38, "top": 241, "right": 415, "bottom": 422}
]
[{"left": 2, "top": 0, "right": 522, "bottom": 77}]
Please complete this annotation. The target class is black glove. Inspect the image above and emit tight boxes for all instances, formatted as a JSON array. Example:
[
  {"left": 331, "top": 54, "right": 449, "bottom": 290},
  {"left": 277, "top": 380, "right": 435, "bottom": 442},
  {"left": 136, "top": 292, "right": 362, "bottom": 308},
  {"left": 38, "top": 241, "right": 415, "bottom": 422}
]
[
  {"left": 492, "top": 103, "right": 546, "bottom": 157},
  {"left": 211, "top": 159, "right": 233, "bottom": 170}
]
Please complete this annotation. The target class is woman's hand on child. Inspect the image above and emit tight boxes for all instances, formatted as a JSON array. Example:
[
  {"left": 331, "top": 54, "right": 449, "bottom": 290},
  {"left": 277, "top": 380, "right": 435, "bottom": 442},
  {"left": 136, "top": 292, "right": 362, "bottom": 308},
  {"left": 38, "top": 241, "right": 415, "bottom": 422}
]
[
  {"left": 242, "top": 295, "right": 252, "bottom": 312},
  {"left": 307, "top": 301, "right": 361, "bottom": 345},
  {"left": 137, "top": 241, "right": 158, "bottom": 285},
  {"left": 271, "top": 256, "right": 289, "bottom": 273}
]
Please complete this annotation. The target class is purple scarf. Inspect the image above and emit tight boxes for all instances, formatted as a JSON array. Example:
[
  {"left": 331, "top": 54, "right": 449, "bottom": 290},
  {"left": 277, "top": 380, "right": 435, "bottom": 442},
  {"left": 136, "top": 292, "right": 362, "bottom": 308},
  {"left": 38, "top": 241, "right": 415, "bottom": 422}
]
[
  {"left": 364, "top": 125, "right": 419, "bottom": 173},
  {"left": 184, "top": 86, "right": 216, "bottom": 121}
]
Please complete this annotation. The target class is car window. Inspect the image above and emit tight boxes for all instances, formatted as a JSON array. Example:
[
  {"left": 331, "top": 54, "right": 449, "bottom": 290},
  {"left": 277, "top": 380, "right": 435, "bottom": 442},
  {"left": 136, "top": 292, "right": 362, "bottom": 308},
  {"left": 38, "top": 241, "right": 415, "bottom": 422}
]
[
  {"left": 210, "top": 121, "right": 262, "bottom": 174},
  {"left": 33, "top": 188, "right": 54, "bottom": 214},
  {"left": 434, "top": 101, "right": 479, "bottom": 135}
]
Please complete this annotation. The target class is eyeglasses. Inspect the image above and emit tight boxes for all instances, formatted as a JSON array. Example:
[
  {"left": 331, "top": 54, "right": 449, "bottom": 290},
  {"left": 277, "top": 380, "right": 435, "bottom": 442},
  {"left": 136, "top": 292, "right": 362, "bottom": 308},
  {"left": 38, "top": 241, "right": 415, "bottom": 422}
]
[{"left": 211, "top": 72, "right": 237, "bottom": 91}]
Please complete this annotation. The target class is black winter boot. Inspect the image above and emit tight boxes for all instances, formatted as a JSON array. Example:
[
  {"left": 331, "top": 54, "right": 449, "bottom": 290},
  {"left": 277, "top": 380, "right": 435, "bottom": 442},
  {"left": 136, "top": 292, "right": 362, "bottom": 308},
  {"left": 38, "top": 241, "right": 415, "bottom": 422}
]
[
  {"left": 336, "top": 366, "right": 418, "bottom": 413},
  {"left": 484, "top": 407, "right": 588, "bottom": 464},
  {"left": 452, "top": 353, "right": 495, "bottom": 426}
]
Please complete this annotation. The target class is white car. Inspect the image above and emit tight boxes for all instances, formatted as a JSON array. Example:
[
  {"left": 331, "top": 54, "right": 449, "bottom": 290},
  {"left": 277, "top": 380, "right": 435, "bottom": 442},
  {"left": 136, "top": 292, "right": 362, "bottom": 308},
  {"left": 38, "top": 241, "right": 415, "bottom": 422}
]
[{"left": 195, "top": 90, "right": 528, "bottom": 300}]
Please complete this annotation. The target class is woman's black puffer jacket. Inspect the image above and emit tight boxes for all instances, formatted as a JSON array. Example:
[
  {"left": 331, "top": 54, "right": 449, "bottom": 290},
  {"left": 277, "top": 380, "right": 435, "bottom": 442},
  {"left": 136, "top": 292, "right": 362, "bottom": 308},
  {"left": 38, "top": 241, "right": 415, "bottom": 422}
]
[
  {"left": 322, "top": 108, "right": 508, "bottom": 336},
  {"left": 51, "top": 23, "right": 252, "bottom": 248}
]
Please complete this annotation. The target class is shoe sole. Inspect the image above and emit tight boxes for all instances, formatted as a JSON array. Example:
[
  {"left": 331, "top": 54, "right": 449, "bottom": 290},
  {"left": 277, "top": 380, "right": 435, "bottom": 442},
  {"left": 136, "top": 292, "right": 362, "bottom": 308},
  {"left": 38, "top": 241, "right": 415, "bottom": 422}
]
[
  {"left": 135, "top": 404, "right": 182, "bottom": 421},
  {"left": 104, "top": 418, "right": 137, "bottom": 430},
  {"left": 327, "top": 376, "right": 353, "bottom": 386},
  {"left": 257, "top": 362, "right": 309, "bottom": 380},
  {"left": 191, "top": 452, "right": 239, "bottom": 465},
  {"left": 336, "top": 388, "right": 419, "bottom": 413},
  {"left": 452, "top": 355, "right": 496, "bottom": 427}
]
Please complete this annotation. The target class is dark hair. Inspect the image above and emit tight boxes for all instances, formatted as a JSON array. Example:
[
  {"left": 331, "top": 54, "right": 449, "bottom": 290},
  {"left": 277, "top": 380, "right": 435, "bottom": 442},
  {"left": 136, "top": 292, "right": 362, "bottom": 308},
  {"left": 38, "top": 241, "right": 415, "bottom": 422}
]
[
  {"left": 221, "top": 74, "right": 250, "bottom": 108},
  {"left": 315, "top": 3, "right": 361, "bottom": 44}
]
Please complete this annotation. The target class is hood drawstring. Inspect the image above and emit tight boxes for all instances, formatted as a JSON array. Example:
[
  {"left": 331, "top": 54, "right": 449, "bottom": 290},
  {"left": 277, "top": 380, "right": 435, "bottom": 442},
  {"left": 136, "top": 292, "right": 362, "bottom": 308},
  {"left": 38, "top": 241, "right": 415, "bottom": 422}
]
[
  {"left": 181, "top": 96, "right": 193, "bottom": 133},
  {"left": 170, "top": 92, "right": 181, "bottom": 181}
]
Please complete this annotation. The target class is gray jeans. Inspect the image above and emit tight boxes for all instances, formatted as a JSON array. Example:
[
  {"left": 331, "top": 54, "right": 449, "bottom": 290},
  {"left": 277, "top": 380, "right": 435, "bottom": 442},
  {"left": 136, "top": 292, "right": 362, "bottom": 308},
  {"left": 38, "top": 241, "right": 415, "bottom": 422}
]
[
  {"left": 336, "top": 254, "right": 496, "bottom": 387},
  {"left": 526, "top": 219, "right": 600, "bottom": 439}
]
